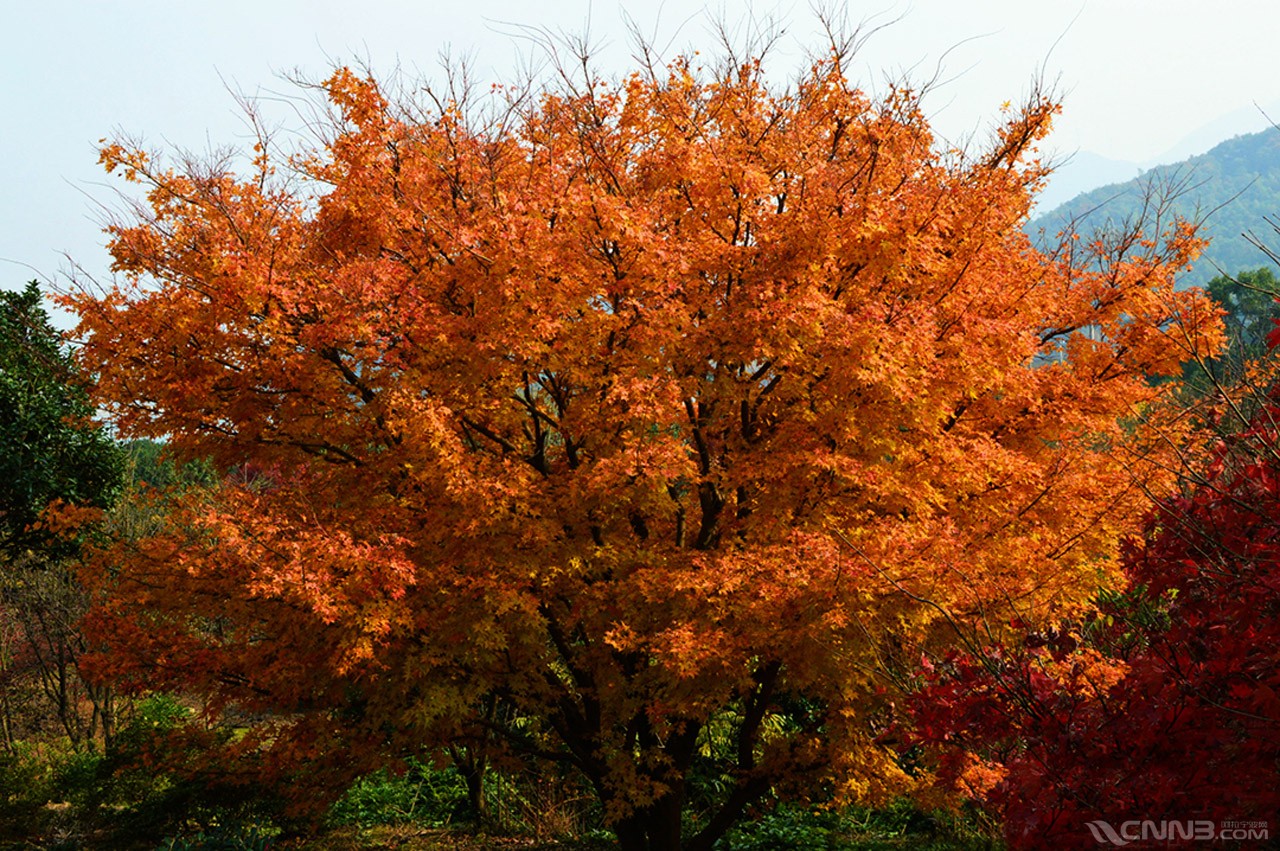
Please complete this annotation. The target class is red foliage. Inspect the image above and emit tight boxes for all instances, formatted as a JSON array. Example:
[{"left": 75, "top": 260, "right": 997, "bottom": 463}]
[
  {"left": 0, "top": 606, "right": 37, "bottom": 688},
  {"left": 909, "top": 386, "right": 1280, "bottom": 848}
]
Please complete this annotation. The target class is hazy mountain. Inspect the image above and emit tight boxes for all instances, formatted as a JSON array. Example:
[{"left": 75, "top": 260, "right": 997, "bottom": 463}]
[
  {"left": 1029, "top": 128, "right": 1280, "bottom": 287},
  {"left": 1142, "top": 98, "right": 1280, "bottom": 168},
  {"left": 1034, "top": 150, "right": 1143, "bottom": 213}
]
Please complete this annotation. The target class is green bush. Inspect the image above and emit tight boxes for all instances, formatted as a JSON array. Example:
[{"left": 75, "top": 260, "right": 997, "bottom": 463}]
[
  {"left": 0, "top": 741, "right": 57, "bottom": 839},
  {"left": 715, "top": 806, "right": 841, "bottom": 850},
  {"left": 51, "top": 747, "right": 109, "bottom": 811},
  {"left": 328, "top": 758, "right": 467, "bottom": 828},
  {"left": 122, "top": 693, "right": 192, "bottom": 741},
  {"left": 713, "top": 800, "right": 1000, "bottom": 851},
  {"left": 49, "top": 693, "right": 193, "bottom": 818},
  {"left": 155, "top": 821, "right": 275, "bottom": 851}
]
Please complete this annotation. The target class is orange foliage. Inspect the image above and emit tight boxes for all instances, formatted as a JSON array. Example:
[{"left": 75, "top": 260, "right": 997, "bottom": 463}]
[{"left": 69, "top": 51, "right": 1220, "bottom": 847}]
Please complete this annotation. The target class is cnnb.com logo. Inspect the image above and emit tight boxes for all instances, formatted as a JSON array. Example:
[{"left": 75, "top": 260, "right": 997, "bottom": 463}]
[{"left": 1085, "top": 819, "right": 1270, "bottom": 845}]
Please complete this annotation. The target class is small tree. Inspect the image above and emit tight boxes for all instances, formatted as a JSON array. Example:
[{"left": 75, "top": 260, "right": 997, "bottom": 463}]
[
  {"left": 1178, "top": 266, "right": 1280, "bottom": 395},
  {"left": 69, "top": 44, "right": 1221, "bottom": 848},
  {"left": 0, "top": 282, "right": 124, "bottom": 748},
  {"left": 0, "top": 283, "right": 122, "bottom": 558}
]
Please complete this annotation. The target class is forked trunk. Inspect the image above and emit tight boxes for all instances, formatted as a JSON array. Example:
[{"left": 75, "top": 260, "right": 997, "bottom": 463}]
[
  {"left": 461, "top": 759, "right": 489, "bottom": 825},
  {"left": 612, "top": 784, "right": 685, "bottom": 851}
]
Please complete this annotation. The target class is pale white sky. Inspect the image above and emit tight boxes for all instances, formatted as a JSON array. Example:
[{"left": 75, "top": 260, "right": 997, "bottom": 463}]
[{"left": 4, "top": 0, "right": 1280, "bottom": 297}]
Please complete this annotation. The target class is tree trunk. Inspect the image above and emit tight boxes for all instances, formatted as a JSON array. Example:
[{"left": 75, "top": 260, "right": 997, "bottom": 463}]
[
  {"left": 0, "top": 689, "right": 13, "bottom": 752},
  {"left": 448, "top": 744, "right": 490, "bottom": 826},
  {"left": 100, "top": 687, "right": 115, "bottom": 747},
  {"left": 87, "top": 682, "right": 115, "bottom": 748},
  {"left": 460, "top": 757, "right": 488, "bottom": 825},
  {"left": 685, "top": 774, "right": 772, "bottom": 851},
  {"left": 610, "top": 783, "right": 685, "bottom": 851}
]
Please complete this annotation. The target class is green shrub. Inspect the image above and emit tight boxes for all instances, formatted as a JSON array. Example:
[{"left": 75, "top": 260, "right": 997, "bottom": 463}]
[
  {"left": 0, "top": 741, "right": 56, "bottom": 839},
  {"left": 51, "top": 747, "right": 109, "bottom": 811},
  {"left": 328, "top": 758, "right": 466, "bottom": 828},
  {"left": 121, "top": 693, "right": 192, "bottom": 741},
  {"left": 155, "top": 821, "right": 276, "bottom": 851},
  {"left": 715, "top": 806, "right": 846, "bottom": 850},
  {"left": 713, "top": 800, "right": 1001, "bottom": 851}
]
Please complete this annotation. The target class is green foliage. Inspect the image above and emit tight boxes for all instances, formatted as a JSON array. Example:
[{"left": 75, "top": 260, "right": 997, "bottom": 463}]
[
  {"left": 126, "top": 692, "right": 192, "bottom": 736},
  {"left": 328, "top": 758, "right": 467, "bottom": 828},
  {"left": 155, "top": 821, "right": 276, "bottom": 851},
  {"left": 3, "top": 735, "right": 998, "bottom": 851},
  {"left": 0, "top": 693, "right": 289, "bottom": 847},
  {"left": 1, "top": 694, "right": 197, "bottom": 836},
  {"left": 327, "top": 758, "right": 605, "bottom": 841},
  {"left": 1085, "top": 584, "right": 1176, "bottom": 660},
  {"left": 1197, "top": 266, "right": 1280, "bottom": 383},
  {"left": 113, "top": 723, "right": 287, "bottom": 847},
  {"left": 1207, "top": 267, "right": 1280, "bottom": 341},
  {"left": 98, "top": 693, "right": 191, "bottom": 805},
  {"left": 715, "top": 806, "right": 847, "bottom": 850},
  {"left": 0, "top": 739, "right": 111, "bottom": 843},
  {"left": 713, "top": 801, "right": 1000, "bottom": 850},
  {"left": 0, "top": 741, "right": 58, "bottom": 840},
  {"left": 125, "top": 439, "right": 216, "bottom": 491},
  {"left": 51, "top": 747, "right": 109, "bottom": 810},
  {"left": 1163, "top": 266, "right": 1280, "bottom": 420},
  {"left": 0, "top": 281, "right": 123, "bottom": 557}
]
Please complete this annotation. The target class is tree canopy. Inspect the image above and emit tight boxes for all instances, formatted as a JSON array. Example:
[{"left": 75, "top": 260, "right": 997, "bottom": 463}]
[
  {"left": 1206, "top": 266, "right": 1280, "bottom": 367},
  {"left": 67, "top": 51, "right": 1221, "bottom": 850},
  {"left": 0, "top": 282, "right": 122, "bottom": 559}
]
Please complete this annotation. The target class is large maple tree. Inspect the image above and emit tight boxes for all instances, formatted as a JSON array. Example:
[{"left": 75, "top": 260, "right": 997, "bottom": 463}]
[{"left": 67, "top": 50, "right": 1221, "bottom": 849}]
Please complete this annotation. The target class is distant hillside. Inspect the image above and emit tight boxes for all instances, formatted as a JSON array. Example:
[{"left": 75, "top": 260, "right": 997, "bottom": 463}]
[
  {"left": 1033, "top": 151, "right": 1142, "bottom": 213},
  {"left": 1029, "top": 129, "right": 1280, "bottom": 286}
]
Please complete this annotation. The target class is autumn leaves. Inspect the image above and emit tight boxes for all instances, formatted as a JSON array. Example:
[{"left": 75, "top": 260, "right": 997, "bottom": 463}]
[{"left": 63, "top": 52, "right": 1226, "bottom": 848}]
